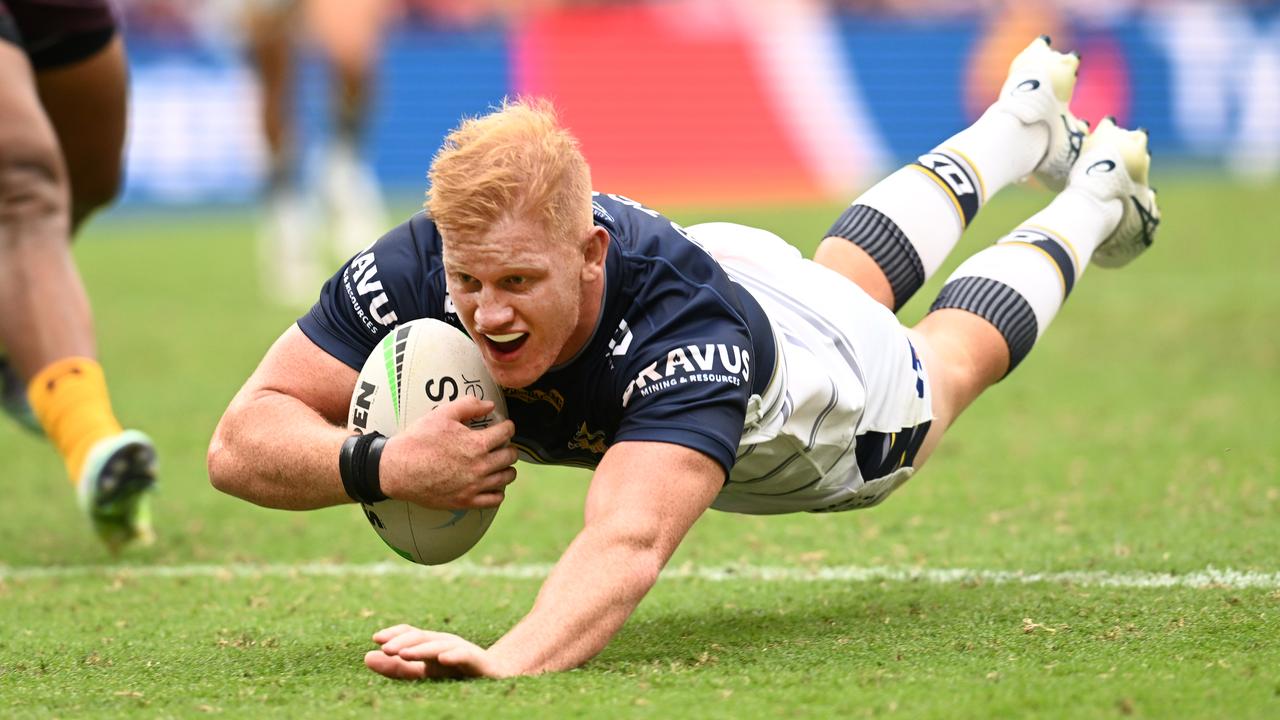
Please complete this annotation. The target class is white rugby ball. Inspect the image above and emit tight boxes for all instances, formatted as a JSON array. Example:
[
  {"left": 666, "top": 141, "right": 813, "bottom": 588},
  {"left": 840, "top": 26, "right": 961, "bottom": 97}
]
[{"left": 346, "top": 318, "right": 507, "bottom": 565}]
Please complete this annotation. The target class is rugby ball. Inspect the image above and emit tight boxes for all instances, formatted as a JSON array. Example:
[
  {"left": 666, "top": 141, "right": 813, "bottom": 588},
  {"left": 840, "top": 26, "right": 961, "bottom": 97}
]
[{"left": 346, "top": 318, "right": 507, "bottom": 565}]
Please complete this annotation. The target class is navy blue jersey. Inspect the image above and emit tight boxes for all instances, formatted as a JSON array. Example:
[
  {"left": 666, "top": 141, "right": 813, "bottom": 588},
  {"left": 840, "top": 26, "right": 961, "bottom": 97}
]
[{"left": 298, "top": 193, "right": 776, "bottom": 475}]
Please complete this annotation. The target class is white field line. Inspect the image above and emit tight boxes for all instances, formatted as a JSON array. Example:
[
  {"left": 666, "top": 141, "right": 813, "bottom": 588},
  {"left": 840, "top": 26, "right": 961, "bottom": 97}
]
[{"left": 1, "top": 561, "right": 1278, "bottom": 589}]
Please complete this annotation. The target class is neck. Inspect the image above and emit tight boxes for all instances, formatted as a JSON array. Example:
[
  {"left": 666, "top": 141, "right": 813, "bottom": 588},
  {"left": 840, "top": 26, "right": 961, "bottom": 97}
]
[{"left": 557, "top": 271, "right": 606, "bottom": 365}]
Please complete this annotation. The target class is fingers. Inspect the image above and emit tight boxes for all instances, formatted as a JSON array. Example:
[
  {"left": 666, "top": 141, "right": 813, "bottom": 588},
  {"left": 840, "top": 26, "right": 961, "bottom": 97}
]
[
  {"left": 379, "top": 628, "right": 458, "bottom": 655},
  {"left": 496, "top": 444, "right": 519, "bottom": 467},
  {"left": 469, "top": 466, "right": 516, "bottom": 508},
  {"left": 371, "top": 623, "right": 417, "bottom": 643},
  {"left": 471, "top": 490, "right": 505, "bottom": 509},
  {"left": 437, "top": 644, "right": 483, "bottom": 667},
  {"left": 395, "top": 637, "right": 462, "bottom": 662},
  {"left": 397, "top": 637, "right": 491, "bottom": 679},
  {"left": 365, "top": 650, "right": 427, "bottom": 680},
  {"left": 368, "top": 625, "right": 496, "bottom": 680},
  {"left": 478, "top": 449, "right": 519, "bottom": 477},
  {"left": 436, "top": 644, "right": 499, "bottom": 678},
  {"left": 478, "top": 419, "right": 516, "bottom": 449},
  {"left": 436, "top": 395, "right": 495, "bottom": 422},
  {"left": 425, "top": 400, "right": 514, "bottom": 447}
]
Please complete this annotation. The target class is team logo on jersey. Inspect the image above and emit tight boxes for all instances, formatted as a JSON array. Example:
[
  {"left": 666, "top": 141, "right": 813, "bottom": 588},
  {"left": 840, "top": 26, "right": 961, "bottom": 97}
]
[
  {"left": 605, "top": 319, "right": 633, "bottom": 370},
  {"left": 343, "top": 248, "right": 399, "bottom": 332},
  {"left": 568, "top": 422, "right": 608, "bottom": 455},
  {"left": 608, "top": 320, "right": 632, "bottom": 356},
  {"left": 621, "top": 344, "right": 751, "bottom": 407},
  {"left": 504, "top": 386, "right": 566, "bottom": 412}
]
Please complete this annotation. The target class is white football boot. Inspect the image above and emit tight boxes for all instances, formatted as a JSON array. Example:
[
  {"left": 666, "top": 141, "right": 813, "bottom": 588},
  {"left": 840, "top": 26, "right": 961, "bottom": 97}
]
[
  {"left": 78, "top": 429, "right": 158, "bottom": 552},
  {"left": 993, "top": 35, "right": 1090, "bottom": 191},
  {"left": 259, "top": 187, "right": 322, "bottom": 308},
  {"left": 322, "top": 141, "right": 389, "bottom": 259},
  {"left": 1068, "top": 117, "right": 1160, "bottom": 268}
]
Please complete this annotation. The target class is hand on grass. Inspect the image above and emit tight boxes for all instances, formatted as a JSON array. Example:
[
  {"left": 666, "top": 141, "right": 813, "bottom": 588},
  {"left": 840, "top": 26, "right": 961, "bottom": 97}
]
[{"left": 365, "top": 624, "right": 508, "bottom": 680}]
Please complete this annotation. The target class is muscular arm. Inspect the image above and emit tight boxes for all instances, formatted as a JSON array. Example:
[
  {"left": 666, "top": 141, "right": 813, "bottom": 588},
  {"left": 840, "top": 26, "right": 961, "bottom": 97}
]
[
  {"left": 494, "top": 441, "right": 722, "bottom": 672},
  {"left": 209, "top": 324, "right": 518, "bottom": 511},
  {"left": 207, "top": 324, "right": 357, "bottom": 509},
  {"left": 368, "top": 440, "right": 723, "bottom": 677}
]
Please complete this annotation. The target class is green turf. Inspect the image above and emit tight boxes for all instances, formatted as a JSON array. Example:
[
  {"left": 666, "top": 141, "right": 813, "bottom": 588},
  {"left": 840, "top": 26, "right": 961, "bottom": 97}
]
[{"left": 1, "top": 176, "right": 1278, "bottom": 718}]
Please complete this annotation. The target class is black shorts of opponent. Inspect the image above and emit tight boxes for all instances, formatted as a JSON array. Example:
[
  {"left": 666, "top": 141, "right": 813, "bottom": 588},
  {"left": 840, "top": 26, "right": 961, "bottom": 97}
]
[{"left": 0, "top": 0, "right": 117, "bottom": 70}]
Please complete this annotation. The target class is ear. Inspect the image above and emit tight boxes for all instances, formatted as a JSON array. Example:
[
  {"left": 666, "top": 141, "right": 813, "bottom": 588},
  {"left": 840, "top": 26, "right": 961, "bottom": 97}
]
[{"left": 580, "top": 226, "right": 609, "bottom": 282}]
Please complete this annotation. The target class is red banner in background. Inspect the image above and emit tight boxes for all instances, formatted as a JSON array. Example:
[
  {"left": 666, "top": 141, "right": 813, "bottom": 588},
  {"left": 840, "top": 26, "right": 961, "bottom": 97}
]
[{"left": 514, "top": 4, "right": 822, "bottom": 207}]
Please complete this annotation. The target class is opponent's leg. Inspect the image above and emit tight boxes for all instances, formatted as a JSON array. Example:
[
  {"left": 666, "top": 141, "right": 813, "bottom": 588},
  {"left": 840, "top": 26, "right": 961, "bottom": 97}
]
[
  {"left": 910, "top": 119, "right": 1159, "bottom": 467},
  {"left": 245, "top": 0, "right": 297, "bottom": 192},
  {"left": 816, "top": 36, "right": 1087, "bottom": 311},
  {"left": 0, "top": 40, "right": 156, "bottom": 550},
  {"left": 307, "top": 0, "right": 390, "bottom": 257},
  {"left": 3, "top": 23, "right": 125, "bottom": 429},
  {"left": 305, "top": 0, "right": 386, "bottom": 149},
  {"left": 0, "top": 42, "right": 87, "bottom": 377},
  {"left": 34, "top": 34, "right": 127, "bottom": 230},
  {"left": 246, "top": 0, "right": 320, "bottom": 306}
]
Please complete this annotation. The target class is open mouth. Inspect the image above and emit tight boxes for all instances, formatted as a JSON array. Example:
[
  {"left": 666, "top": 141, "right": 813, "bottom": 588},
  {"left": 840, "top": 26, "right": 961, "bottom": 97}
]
[{"left": 483, "top": 332, "right": 529, "bottom": 357}]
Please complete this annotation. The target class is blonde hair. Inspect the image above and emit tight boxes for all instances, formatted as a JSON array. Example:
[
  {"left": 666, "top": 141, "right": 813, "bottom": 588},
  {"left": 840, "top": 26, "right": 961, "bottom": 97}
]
[{"left": 426, "top": 97, "right": 592, "bottom": 244}]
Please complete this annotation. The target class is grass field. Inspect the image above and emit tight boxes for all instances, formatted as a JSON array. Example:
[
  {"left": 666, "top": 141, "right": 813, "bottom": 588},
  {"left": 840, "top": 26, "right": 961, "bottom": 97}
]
[{"left": 1, "top": 176, "right": 1277, "bottom": 718}]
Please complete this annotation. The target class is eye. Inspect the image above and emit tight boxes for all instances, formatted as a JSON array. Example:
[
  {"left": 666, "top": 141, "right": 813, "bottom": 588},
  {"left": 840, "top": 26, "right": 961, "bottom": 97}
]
[{"left": 502, "top": 275, "right": 535, "bottom": 291}]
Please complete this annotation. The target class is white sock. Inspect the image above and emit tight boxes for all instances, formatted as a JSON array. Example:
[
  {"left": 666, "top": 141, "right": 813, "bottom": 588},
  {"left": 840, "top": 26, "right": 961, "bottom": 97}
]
[
  {"left": 927, "top": 186, "right": 1122, "bottom": 373},
  {"left": 940, "top": 106, "right": 1050, "bottom": 196},
  {"left": 826, "top": 105, "right": 1051, "bottom": 310}
]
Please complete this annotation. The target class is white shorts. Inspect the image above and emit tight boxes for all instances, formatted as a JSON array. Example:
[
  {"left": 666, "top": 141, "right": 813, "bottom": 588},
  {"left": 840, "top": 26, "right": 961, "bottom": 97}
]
[{"left": 687, "top": 222, "right": 934, "bottom": 515}]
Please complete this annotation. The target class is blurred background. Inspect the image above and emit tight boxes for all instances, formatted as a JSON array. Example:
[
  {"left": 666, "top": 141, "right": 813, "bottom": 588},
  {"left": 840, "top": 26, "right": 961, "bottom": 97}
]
[
  {"left": 117, "top": 0, "right": 1280, "bottom": 212},
  {"left": 6, "top": 6, "right": 1277, "bottom": 713}
]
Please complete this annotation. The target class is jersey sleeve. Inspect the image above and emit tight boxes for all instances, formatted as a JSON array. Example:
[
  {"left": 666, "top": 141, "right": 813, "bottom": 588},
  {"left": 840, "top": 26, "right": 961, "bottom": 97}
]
[
  {"left": 611, "top": 306, "right": 755, "bottom": 476},
  {"left": 296, "top": 214, "right": 443, "bottom": 369}
]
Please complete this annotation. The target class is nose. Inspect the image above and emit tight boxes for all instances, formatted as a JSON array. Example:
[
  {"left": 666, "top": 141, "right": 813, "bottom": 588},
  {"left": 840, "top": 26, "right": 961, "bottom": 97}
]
[{"left": 473, "top": 289, "right": 515, "bottom": 331}]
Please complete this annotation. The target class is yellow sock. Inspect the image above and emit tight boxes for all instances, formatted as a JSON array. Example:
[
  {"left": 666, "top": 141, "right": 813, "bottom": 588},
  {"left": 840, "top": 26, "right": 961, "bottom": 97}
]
[{"left": 27, "top": 357, "right": 124, "bottom": 484}]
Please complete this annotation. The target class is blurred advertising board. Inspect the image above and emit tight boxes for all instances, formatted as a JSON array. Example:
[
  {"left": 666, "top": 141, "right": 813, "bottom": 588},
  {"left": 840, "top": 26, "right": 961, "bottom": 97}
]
[{"left": 121, "top": 1, "right": 1280, "bottom": 206}]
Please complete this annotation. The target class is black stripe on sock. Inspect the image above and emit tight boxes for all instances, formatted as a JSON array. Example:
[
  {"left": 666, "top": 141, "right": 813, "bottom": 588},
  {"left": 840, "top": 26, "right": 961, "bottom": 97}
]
[
  {"left": 914, "top": 151, "right": 982, "bottom": 228},
  {"left": 826, "top": 204, "right": 924, "bottom": 311},
  {"left": 929, "top": 276, "right": 1038, "bottom": 375}
]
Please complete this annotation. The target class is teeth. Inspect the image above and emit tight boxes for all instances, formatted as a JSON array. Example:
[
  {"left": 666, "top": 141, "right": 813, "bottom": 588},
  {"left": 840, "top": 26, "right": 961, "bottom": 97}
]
[{"left": 486, "top": 333, "right": 525, "bottom": 343}]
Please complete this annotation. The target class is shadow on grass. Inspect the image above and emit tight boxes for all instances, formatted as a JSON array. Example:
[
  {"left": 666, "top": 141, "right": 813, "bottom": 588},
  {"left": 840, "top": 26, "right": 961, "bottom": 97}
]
[{"left": 594, "top": 583, "right": 985, "bottom": 672}]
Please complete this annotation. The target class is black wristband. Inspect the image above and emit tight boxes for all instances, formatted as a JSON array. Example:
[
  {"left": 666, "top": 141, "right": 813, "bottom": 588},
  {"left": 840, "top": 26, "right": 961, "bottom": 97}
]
[{"left": 339, "top": 432, "right": 389, "bottom": 504}]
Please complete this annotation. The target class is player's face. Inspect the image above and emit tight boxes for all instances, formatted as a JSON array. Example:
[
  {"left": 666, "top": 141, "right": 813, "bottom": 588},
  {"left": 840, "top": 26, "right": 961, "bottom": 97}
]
[{"left": 444, "top": 215, "right": 607, "bottom": 389}]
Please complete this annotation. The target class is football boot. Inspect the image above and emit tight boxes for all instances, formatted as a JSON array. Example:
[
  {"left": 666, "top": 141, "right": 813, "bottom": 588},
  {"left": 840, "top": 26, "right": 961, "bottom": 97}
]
[
  {"left": 78, "top": 429, "right": 158, "bottom": 551},
  {"left": 993, "top": 35, "right": 1090, "bottom": 191},
  {"left": 1069, "top": 117, "right": 1160, "bottom": 268}
]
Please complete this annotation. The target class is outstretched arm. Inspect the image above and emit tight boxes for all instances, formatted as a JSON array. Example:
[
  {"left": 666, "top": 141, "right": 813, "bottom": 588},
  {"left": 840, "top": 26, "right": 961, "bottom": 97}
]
[{"left": 365, "top": 440, "right": 724, "bottom": 679}]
